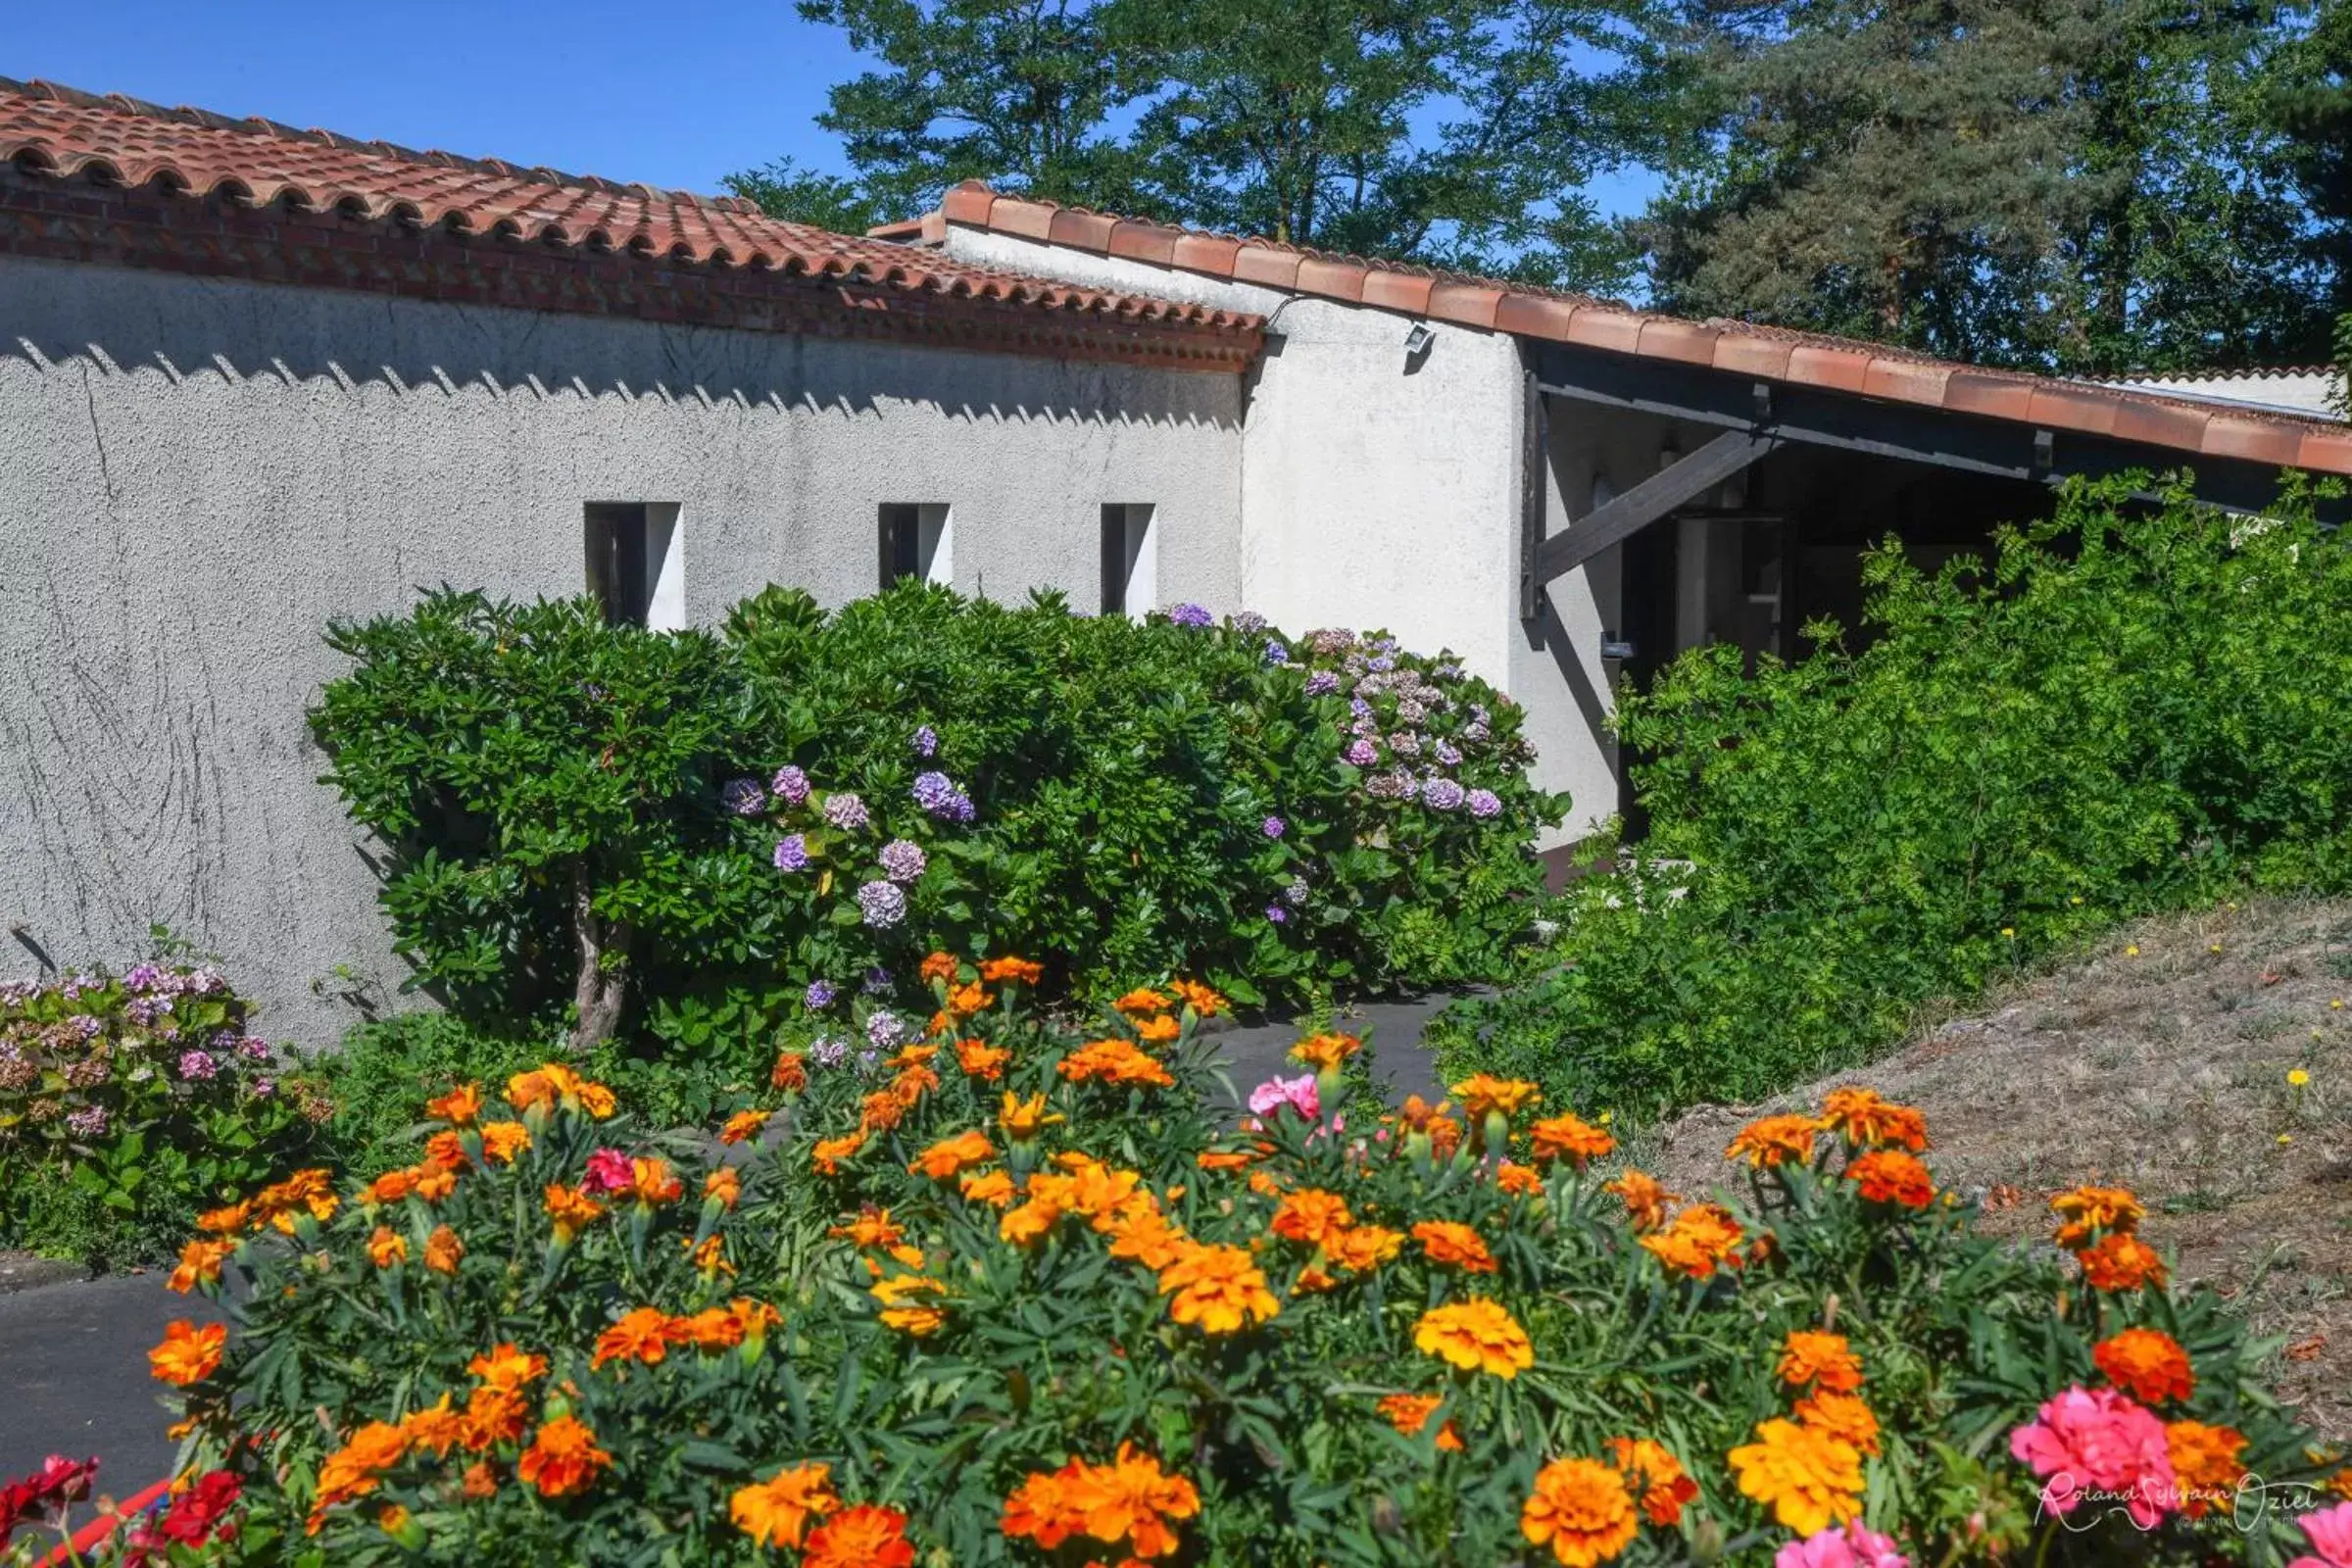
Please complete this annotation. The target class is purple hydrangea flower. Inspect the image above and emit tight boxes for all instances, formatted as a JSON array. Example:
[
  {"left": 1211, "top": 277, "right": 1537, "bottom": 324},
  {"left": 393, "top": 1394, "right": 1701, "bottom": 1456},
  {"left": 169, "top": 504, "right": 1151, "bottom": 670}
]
[
  {"left": 1368, "top": 655, "right": 1396, "bottom": 672},
  {"left": 239, "top": 1036, "right": 272, "bottom": 1062},
  {"left": 122, "top": 962, "right": 166, "bottom": 992},
  {"left": 1265, "top": 905, "right": 1289, "bottom": 924},
  {"left": 176, "top": 1049, "right": 218, "bottom": 1081},
  {"left": 1396, "top": 699, "right": 1428, "bottom": 724},
  {"left": 1233, "top": 611, "right": 1268, "bottom": 635},
  {"left": 1284, "top": 876, "right": 1310, "bottom": 906},
  {"left": 824, "top": 792, "right": 870, "bottom": 831},
  {"left": 772, "top": 834, "right": 810, "bottom": 872},
  {"left": 1349, "top": 697, "right": 1373, "bottom": 717},
  {"left": 910, "top": 725, "right": 938, "bottom": 759},
  {"left": 1367, "top": 768, "right": 1418, "bottom": 800},
  {"left": 249, "top": 1077, "right": 275, "bottom": 1099},
  {"left": 1436, "top": 662, "right": 1464, "bottom": 680},
  {"left": 858, "top": 880, "right": 907, "bottom": 928},
  {"left": 878, "top": 839, "right": 928, "bottom": 884},
  {"left": 1389, "top": 732, "right": 1422, "bottom": 759},
  {"left": 62, "top": 1058, "right": 109, "bottom": 1090},
  {"left": 1304, "top": 671, "right": 1341, "bottom": 697},
  {"left": 1466, "top": 788, "right": 1503, "bottom": 818},
  {"left": 1435, "top": 740, "right": 1462, "bottom": 766},
  {"left": 862, "top": 966, "right": 894, "bottom": 997},
  {"left": 66, "top": 1104, "right": 109, "bottom": 1139},
  {"left": 1261, "top": 815, "right": 1286, "bottom": 839},
  {"left": 911, "top": 771, "right": 976, "bottom": 824},
  {"left": 809, "top": 1034, "right": 851, "bottom": 1068},
  {"left": 73, "top": 1014, "right": 102, "bottom": 1040},
  {"left": 865, "top": 1009, "right": 907, "bottom": 1050},
  {"left": 1263, "top": 640, "right": 1290, "bottom": 666},
  {"left": 771, "top": 765, "right": 810, "bottom": 805},
  {"left": 1169, "top": 603, "right": 1213, "bottom": 628},
  {"left": 1421, "top": 777, "right": 1466, "bottom": 811},
  {"left": 721, "top": 777, "right": 766, "bottom": 815},
  {"left": 1344, "top": 738, "right": 1378, "bottom": 767},
  {"left": 804, "top": 979, "right": 837, "bottom": 1010}
]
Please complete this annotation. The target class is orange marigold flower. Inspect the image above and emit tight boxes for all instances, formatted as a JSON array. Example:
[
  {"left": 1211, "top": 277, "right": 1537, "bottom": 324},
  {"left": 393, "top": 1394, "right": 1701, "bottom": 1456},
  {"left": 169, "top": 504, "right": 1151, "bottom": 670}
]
[
  {"left": 1639, "top": 1203, "right": 1746, "bottom": 1281},
  {"left": 420, "top": 1225, "right": 464, "bottom": 1275},
  {"left": 1323, "top": 1223, "right": 1406, "bottom": 1274},
  {"left": 1520, "top": 1456, "right": 1640, "bottom": 1568},
  {"left": 516, "top": 1414, "right": 611, "bottom": 1499},
  {"left": 1002, "top": 1466, "right": 1086, "bottom": 1548},
  {"left": 423, "top": 1129, "right": 470, "bottom": 1172},
  {"left": 2050, "top": 1185, "right": 2145, "bottom": 1248},
  {"left": 479, "top": 1120, "right": 531, "bottom": 1163},
  {"left": 2165, "top": 1420, "right": 2247, "bottom": 1518},
  {"left": 956, "top": 1039, "right": 1011, "bottom": 1081},
  {"left": 400, "top": 1394, "right": 466, "bottom": 1459},
  {"left": 1289, "top": 1032, "right": 1362, "bottom": 1071},
  {"left": 719, "top": 1109, "right": 769, "bottom": 1146},
  {"left": 1156, "top": 1242, "right": 1280, "bottom": 1335},
  {"left": 366, "top": 1225, "right": 409, "bottom": 1269},
  {"left": 543, "top": 1182, "right": 605, "bottom": 1244},
  {"left": 685, "top": 1233, "right": 734, "bottom": 1277},
  {"left": 1413, "top": 1219, "right": 1499, "bottom": 1274},
  {"left": 169, "top": 1238, "right": 235, "bottom": 1294},
  {"left": 812, "top": 1130, "right": 869, "bottom": 1175},
  {"left": 459, "top": 1385, "right": 530, "bottom": 1452},
  {"left": 1496, "top": 1160, "right": 1545, "bottom": 1197},
  {"left": 1606, "top": 1170, "right": 1674, "bottom": 1232},
  {"left": 462, "top": 1460, "right": 498, "bottom": 1498},
  {"left": 1195, "top": 1148, "right": 1257, "bottom": 1171},
  {"left": 426, "top": 1083, "right": 483, "bottom": 1125},
  {"left": 1779, "top": 1331, "right": 1866, "bottom": 1393},
  {"left": 1171, "top": 978, "right": 1227, "bottom": 1016},
  {"left": 412, "top": 1164, "right": 458, "bottom": 1203},
  {"left": 1113, "top": 987, "right": 1172, "bottom": 1016},
  {"left": 1104, "top": 1203, "right": 1191, "bottom": 1270},
  {"left": 907, "top": 1128, "right": 997, "bottom": 1181},
  {"left": 919, "top": 951, "right": 961, "bottom": 986},
  {"left": 1607, "top": 1437, "right": 1697, "bottom": 1527},
  {"left": 979, "top": 956, "right": 1044, "bottom": 986},
  {"left": 195, "top": 1200, "right": 252, "bottom": 1236},
  {"left": 1450, "top": 1073, "right": 1543, "bottom": 1119},
  {"left": 307, "top": 1419, "right": 408, "bottom": 1531},
  {"left": 1133, "top": 1012, "right": 1181, "bottom": 1046},
  {"left": 466, "top": 1343, "right": 547, "bottom": 1390},
  {"left": 1413, "top": 1298, "right": 1534, "bottom": 1379},
  {"left": 1053, "top": 1444, "right": 1202, "bottom": 1560},
  {"left": 1792, "top": 1391, "right": 1882, "bottom": 1456},
  {"left": 255, "top": 1168, "right": 339, "bottom": 1231},
  {"left": 770, "top": 1052, "right": 809, "bottom": 1093},
  {"left": 959, "top": 1169, "right": 1016, "bottom": 1207},
  {"left": 704, "top": 1166, "right": 743, "bottom": 1209},
  {"left": 2078, "top": 1232, "right": 2168, "bottom": 1291},
  {"left": 804, "top": 1504, "right": 915, "bottom": 1568},
  {"left": 1727, "top": 1113, "right": 1820, "bottom": 1168},
  {"left": 1378, "top": 1393, "right": 1464, "bottom": 1452},
  {"left": 946, "top": 980, "right": 996, "bottom": 1017},
  {"left": 592, "top": 1305, "right": 673, "bottom": 1369},
  {"left": 2095, "top": 1327, "right": 2195, "bottom": 1404},
  {"left": 1269, "top": 1188, "right": 1353, "bottom": 1247},
  {"left": 1847, "top": 1150, "right": 1935, "bottom": 1208},
  {"left": 1060, "top": 1039, "right": 1175, "bottom": 1089},
  {"left": 1728, "top": 1417, "right": 1865, "bottom": 1538},
  {"left": 149, "top": 1318, "right": 226, "bottom": 1386},
  {"left": 730, "top": 1462, "right": 840, "bottom": 1548},
  {"left": 663, "top": 1304, "right": 745, "bottom": 1352},
  {"left": 828, "top": 1204, "right": 906, "bottom": 1250},
  {"left": 1816, "top": 1087, "right": 1929, "bottom": 1152},
  {"left": 1529, "top": 1112, "right": 1615, "bottom": 1167}
]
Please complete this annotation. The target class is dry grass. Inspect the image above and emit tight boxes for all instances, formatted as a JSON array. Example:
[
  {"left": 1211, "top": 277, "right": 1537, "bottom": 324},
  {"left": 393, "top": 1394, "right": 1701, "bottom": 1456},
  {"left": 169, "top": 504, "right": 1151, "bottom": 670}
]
[{"left": 1636, "top": 896, "right": 2352, "bottom": 1441}]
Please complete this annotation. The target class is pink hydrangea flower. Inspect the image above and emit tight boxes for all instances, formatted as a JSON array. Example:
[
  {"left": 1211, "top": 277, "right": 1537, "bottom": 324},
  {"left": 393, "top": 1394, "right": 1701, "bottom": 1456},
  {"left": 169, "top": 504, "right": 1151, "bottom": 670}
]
[
  {"left": 1247, "top": 1074, "right": 1320, "bottom": 1122},
  {"left": 2008, "top": 1386, "right": 2177, "bottom": 1531},
  {"left": 2290, "top": 1501, "right": 2352, "bottom": 1568},
  {"left": 1775, "top": 1523, "right": 1910, "bottom": 1568},
  {"left": 580, "top": 1148, "right": 636, "bottom": 1196}
]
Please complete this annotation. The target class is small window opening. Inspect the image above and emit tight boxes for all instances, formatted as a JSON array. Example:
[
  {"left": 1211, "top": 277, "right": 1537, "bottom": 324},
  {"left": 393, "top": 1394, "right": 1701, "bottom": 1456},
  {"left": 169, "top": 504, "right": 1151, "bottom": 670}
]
[
  {"left": 1100, "top": 503, "right": 1156, "bottom": 617},
  {"left": 879, "top": 503, "right": 953, "bottom": 589},
  {"left": 585, "top": 503, "right": 684, "bottom": 629}
]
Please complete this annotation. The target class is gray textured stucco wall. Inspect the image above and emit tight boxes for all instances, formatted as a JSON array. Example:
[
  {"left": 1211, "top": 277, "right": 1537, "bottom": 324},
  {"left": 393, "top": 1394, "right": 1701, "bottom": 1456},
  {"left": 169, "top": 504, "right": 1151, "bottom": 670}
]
[{"left": 0, "top": 255, "right": 1242, "bottom": 1045}]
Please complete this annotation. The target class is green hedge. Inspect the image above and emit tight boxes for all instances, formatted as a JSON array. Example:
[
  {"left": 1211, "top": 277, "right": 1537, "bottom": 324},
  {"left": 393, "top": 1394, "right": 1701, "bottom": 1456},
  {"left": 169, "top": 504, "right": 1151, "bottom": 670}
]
[
  {"left": 1432, "top": 475, "right": 2352, "bottom": 1116},
  {"left": 311, "top": 585, "right": 1562, "bottom": 1054}
]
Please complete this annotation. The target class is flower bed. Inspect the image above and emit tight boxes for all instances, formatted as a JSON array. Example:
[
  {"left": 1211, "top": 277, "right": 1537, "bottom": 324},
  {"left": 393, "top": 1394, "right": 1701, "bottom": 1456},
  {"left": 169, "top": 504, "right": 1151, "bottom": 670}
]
[{"left": 75, "top": 962, "right": 2352, "bottom": 1565}]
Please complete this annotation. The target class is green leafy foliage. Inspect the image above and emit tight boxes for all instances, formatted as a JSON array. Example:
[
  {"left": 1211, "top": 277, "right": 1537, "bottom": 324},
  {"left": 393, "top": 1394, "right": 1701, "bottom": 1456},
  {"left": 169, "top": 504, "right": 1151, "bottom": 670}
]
[
  {"left": 1433, "top": 476, "right": 2352, "bottom": 1116},
  {"left": 309, "top": 585, "right": 1561, "bottom": 1054}
]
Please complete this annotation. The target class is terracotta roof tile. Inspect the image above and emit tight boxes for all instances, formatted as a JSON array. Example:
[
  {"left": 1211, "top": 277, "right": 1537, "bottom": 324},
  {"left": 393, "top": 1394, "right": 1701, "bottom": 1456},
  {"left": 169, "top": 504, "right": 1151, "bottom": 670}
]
[
  {"left": 917, "top": 182, "right": 2350, "bottom": 476},
  {"left": 0, "top": 85, "right": 1262, "bottom": 343}
]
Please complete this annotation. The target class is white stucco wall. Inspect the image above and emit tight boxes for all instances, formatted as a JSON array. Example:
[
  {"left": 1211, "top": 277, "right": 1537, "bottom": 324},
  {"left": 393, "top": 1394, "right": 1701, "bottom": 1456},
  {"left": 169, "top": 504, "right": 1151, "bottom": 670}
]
[{"left": 0, "top": 255, "right": 1242, "bottom": 1043}]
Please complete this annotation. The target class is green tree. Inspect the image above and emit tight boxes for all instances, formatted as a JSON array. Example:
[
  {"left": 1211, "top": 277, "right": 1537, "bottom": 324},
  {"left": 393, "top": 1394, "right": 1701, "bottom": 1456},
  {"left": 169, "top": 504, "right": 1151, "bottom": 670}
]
[
  {"left": 2263, "top": 0, "right": 2351, "bottom": 314},
  {"left": 1634, "top": 0, "right": 2331, "bottom": 372},
  {"left": 722, "top": 156, "right": 894, "bottom": 232}
]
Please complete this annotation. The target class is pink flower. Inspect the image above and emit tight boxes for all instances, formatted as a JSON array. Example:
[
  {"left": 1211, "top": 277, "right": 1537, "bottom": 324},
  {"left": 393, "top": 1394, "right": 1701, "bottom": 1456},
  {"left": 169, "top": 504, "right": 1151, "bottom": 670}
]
[
  {"left": 2290, "top": 1501, "right": 2352, "bottom": 1568},
  {"left": 1776, "top": 1523, "right": 1910, "bottom": 1568},
  {"left": 580, "top": 1148, "right": 636, "bottom": 1196},
  {"left": 1246, "top": 1074, "right": 1320, "bottom": 1122},
  {"left": 2008, "top": 1386, "right": 2177, "bottom": 1531}
]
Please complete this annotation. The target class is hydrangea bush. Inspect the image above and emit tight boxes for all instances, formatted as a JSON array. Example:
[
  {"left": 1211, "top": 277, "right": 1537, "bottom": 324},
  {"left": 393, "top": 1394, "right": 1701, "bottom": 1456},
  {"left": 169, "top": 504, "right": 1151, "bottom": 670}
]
[
  {"left": 0, "top": 965, "right": 329, "bottom": 1262},
  {"left": 311, "top": 583, "right": 1559, "bottom": 1054},
  {"left": 101, "top": 959, "right": 2348, "bottom": 1566}
]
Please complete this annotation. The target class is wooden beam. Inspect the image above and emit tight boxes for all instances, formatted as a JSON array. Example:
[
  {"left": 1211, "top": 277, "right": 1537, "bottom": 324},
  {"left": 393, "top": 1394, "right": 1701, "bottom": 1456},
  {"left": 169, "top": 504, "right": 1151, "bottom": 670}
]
[
  {"left": 1518, "top": 364, "right": 1547, "bottom": 620},
  {"left": 1536, "top": 427, "right": 1775, "bottom": 583}
]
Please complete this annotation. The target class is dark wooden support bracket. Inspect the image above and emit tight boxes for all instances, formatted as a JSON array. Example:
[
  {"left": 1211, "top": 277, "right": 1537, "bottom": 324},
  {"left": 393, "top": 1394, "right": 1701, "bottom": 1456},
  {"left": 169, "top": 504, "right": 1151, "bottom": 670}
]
[{"left": 1535, "top": 426, "right": 1777, "bottom": 584}]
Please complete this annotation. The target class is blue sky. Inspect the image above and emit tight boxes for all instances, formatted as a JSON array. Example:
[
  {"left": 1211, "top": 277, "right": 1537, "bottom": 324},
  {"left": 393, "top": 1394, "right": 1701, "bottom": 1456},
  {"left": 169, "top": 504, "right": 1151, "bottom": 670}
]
[{"left": 11, "top": 0, "right": 1659, "bottom": 222}]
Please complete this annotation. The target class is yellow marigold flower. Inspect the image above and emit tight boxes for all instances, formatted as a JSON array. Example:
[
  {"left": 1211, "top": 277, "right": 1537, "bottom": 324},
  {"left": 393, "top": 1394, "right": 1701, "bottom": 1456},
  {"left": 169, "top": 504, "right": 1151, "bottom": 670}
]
[
  {"left": 168, "top": 1237, "right": 235, "bottom": 1295},
  {"left": 2166, "top": 1421, "right": 2247, "bottom": 1518},
  {"left": 426, "top": 1083, "right": 482, "bottom": 1125},
  {"left": 1323, "top": 1223, "right": 1406, "bottom": 1273},
  {"left": 685, "top": 1233, "right": 733, "bottom": 1277},
  {"left": 1377, "top": 1392, "right": 1464, "bottom": 1451},
  {"left": 148, "top": 1318, "right": 226, "bottom": 1386},
  {"left": 2049, "top": 1184, "right": 2144, "bottom": 1248},
  {"left": 1607, "top": 1436, "right": 1697, "bottom": 1527},
  {"left": 731, "top": 1462, "right": 840, "bottom": 1548},
  {"left": 2095, "top": 1327, "right": 2195, "bottom": 1404},
  {"left": 1133, "top": 1012, "right": 1181, "bottom": 1045},
  {"left": 1413, "top": 1220, "right": 1498, "bottom": 1274},
  {"left": 1846, "top": 1150, "right": 1936, "bottom": 1208},
  {"left": 718, "top": 1108, "right": 769, "bottom": 1146},
  {"left": 872, "top": 1273, "right": 949, "bottom": 1336},
  {"left": 466, "top": 1343, "right": 547, "bottom": 1389},
  {"left": 1289, "top": 1032, "right": 1363, "bottom": 1071},
  {"left": 956, "top": 1039, "right": 1011, "bottom": 1081},
  {"left": 366, "top": 1225, "right": 409, "bottom": 1269},
  {"left": 517, "top": 1414, "right": 612, "bottom": 1499},
  {"left": 1413, "top": 1298, "right": 1534, "bottom": 1379},
  {"left": 811, "top": 1130, "right": 869, "bottom": 1175},
  {"left": 1639, "top": 1203, "right": 1746, "bottom": 1280},
  {"left": 1520, "top": 1456, "right": 1639, "bottom": 1567},
  {"left": 1816, "top": 1087, "right": 1929, "bottom": 1152},
  {"left": 1156, "top": 1242, "right": 1280, "bottom": 1335},
  {"left": 592, "top": 1305, "right": 673, "bottom": 1369},
  {"left": 1450, "top": 1073, "right": 1543, "bottom": 1119},
  {"left": 1606, "top": 1170, "right": 1674, "bottom": 1232},
  {"left": 1792, "top": 1391, "right": 1881, "bottom": 1456},
  {"left": 1779, "top": 1331, "right": 1866, "bottom": 1392},
  {"left": 1268, "top": 1188, "right": 1353, "bottom": 1247},
  {"left": 1529, "top": 1112, "right": 1615, "bottom": 1166},
  {"left": 907, "top": 1128, "right": 997, "bottom": 1181},
  {"left": 1113, "top": 986, "right": 1172, "bottom": 1016},
  {"left": 1060, "top": 1039, "right": 1175, "bottom": 1089},
  {"left": 2078, "top": 1232, "right": 2168, "bottom": 1291},
  {"left": 1726, "top": 1113, "right": 1819, "bottom": 1168},
  {"left": 997, "top": 1092, "right": 1063, "bottom": 1141},
  {"left": 1728, "top": 1417, "right": 1865, "bottom": 1537},
  {"left": 476, "top": 1119, "right": 530, "bottom": 1163},
  {"left": 542, "top": 1182, "right": 605, "bottom": 1244},
  {"left": 980, "top": 955, "right": 1044, "bottom": 986}
]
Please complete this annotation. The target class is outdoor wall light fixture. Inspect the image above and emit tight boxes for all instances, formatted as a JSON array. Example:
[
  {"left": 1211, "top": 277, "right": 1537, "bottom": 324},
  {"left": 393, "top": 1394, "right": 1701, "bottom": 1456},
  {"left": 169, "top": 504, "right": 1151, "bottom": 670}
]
[{"left": 1403, "top": 321, "right": 1435, "bottom": 359}]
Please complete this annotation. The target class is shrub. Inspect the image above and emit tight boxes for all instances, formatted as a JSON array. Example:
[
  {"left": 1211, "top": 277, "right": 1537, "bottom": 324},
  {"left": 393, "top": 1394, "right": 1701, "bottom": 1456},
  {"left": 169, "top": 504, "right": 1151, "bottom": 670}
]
[
  {"left": 0, "top": 965, "right": 330, "bottom": 1265},
  {"left": 124, "top": 958, "right": 2343, "bottom": 1566},
  {"left": 1433, "top": 475, "right": 2352, "bottom": 1116},
  {"left": 311, "top": 585, "right": 1559, "bottom": 1052}
]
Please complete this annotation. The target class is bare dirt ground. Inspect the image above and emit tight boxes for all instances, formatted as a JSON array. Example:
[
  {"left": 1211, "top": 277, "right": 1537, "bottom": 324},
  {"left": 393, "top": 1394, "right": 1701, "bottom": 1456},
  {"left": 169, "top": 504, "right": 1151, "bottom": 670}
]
[{"left": 1637, "top": 896, "right": 2352, "bottom": 1442}]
